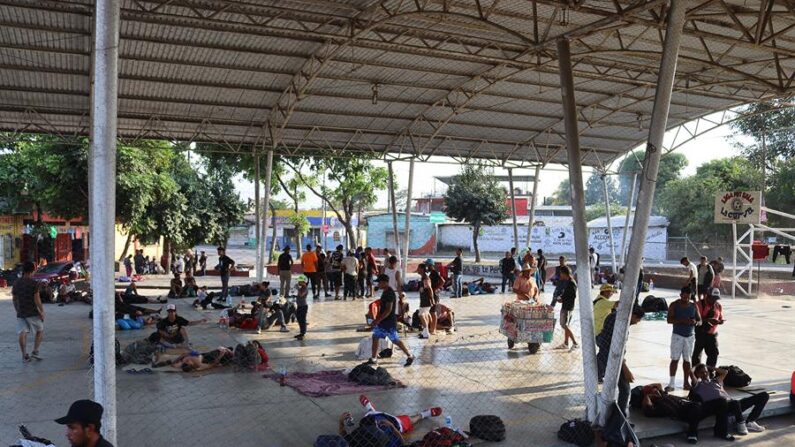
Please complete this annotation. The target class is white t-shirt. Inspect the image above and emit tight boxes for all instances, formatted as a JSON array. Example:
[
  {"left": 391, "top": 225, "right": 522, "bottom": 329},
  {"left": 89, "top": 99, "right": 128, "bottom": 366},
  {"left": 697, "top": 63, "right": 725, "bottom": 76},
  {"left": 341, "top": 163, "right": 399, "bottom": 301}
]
[
  {"left": 384, "top": 267, "right": 400, "bottom": 291},
  {"left": 341, "top": 256, "right": 358, "bottom": 276},
  {"left": 589, "top": 253, "right": 598, "bottom": 268},
  {"left": 686, "top": 263, "right": 698, "bottom": 281}
]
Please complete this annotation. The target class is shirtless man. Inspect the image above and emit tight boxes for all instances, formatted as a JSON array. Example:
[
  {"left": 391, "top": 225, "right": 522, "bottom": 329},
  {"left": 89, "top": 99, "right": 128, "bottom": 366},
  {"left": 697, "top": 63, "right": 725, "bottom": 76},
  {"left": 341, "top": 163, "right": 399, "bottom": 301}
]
[
  {"left": 512, "top": 266, "right": 538, "bottom": 302},
  {"left": 154, "top": 346, "right": 234, "bottom": 372}
]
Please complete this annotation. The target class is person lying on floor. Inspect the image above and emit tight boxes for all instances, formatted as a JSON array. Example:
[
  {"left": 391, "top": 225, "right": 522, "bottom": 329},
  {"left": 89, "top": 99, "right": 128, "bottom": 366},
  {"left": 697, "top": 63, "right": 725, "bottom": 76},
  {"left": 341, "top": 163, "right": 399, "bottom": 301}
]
[
  {"left": 339, "top": 394, "right": 443, "bottom": 447},
  {"left": 120, "top": 281, "right": 167, "bottom": 305},
  {"left": 116, "top": 313, "right": 159, "bottom": 330},
  {"left": 639, "top": 383, "right": 710, "bottom": 443},
  {"left": 153, "top": 346, "right": 235, "bottom": 372},
  {"left": 464, "top": 278, "right": 496, "bottom": 295},
  {"left": 115, "top": 292, "right": 161, "bottom": 317},
  {"left": 147, "top": 304, "right": 207, "bottom": 348}
]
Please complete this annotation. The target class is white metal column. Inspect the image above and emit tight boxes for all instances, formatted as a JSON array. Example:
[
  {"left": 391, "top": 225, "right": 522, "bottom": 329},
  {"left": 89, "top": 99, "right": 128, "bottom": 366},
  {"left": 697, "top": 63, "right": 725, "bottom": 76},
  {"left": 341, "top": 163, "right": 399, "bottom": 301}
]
[
  {"left": 598, "top": 0, "right": 687, "bottom": 426},
  {"left": 557, "top": 37, "right": 599, "bottom": 423},
  {"left": 401, "top": 158, "right": 415, "bottom": 280},
  {"left": 254, "top": 153, "right": 262, "bottom": 282},
  {"left": 507, "top": 168, "right": 519, "bottom": 252},
  {"left": 527, "top": 165, "right": 541, "bottom": 247},
  {"left": 260, "top": 149, "right": 274, "bottom": 278},
  {"left": 89, "top": 0, "right": 120, "bottom": 442},
  {"left": 619, "top": 173, "right": 638, "bottom": 267},
  {"left": 602, "top": 173, "right": 618, "bottom": 275},
  {"left": 387, "top": 161, "right": 401, "bottom": 256}
]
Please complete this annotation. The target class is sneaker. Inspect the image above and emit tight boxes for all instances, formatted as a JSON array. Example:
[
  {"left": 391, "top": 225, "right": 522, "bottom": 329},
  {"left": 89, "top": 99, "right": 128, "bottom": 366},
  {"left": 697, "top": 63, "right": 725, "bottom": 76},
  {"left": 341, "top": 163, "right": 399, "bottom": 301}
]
[
  {"left": 30, "top": 351, "right": 42, "bottom": 360},
  {"left": 736, "top": 422, "right": 748, "bottom": 435},
  {"left": 746, "top": 421, "right": 765, "bottom": 433},
  {"left": 718, "top": 434, "right": 736, "bottom": 442},
  {"left": 687, "top": 435, "right": 698, "bottom": 444},
  {"left": 430, "top": 407, "right": 443, "bottom": 417},
  {"left": 365, "top": 358, "right": 377, "bottom": 365},
  {"left": 280, "top": 326, "right": 289, "bottom": 333},
  {"left": 404, "top": 356, "right": 415, "bottom": 367},
  {"left": 22, "top": 354, "right": 31, "bottom": 363},
  {"left": 295, "top": 335, "right": 304, "bottom": 341},
  {"left": 554, "top": 343, "right": 569, "bottom": 350},
  {"left": 664, "top": 385, "right": 675, "bottom": 392}
]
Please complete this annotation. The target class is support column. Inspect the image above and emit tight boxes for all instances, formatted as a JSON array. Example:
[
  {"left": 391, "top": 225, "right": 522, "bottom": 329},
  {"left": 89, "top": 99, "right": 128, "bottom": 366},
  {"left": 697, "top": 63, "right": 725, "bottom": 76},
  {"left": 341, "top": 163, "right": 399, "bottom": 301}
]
[
  {"left": 254, "top": 153, "right": 262, "bottom": 282},
  {"left": 619, "top": 173, "right": 638, "bottom": 267},
  {"left": 260, "top": 148, "right": 274, "bottom": 279},
  {"left": 527, "top": 164, "right": 541, "bottom": 247},
  {"left": 732, "top": 223, "right": 737, "bottom": 299},
  {"left": 558, "top": 37, "right": 599, "bottom": 423},
  {"left": 387, "top": 161, "right": 401, "bottom": 256},
  {"left": 598, "top": 0, "right": 687, "bottom": 426},
  {"left": 89, "top": 0, "right": 120, "bottom": 442},
  {"left": 507, "top": 168, "right": 519, "bottom": 252},
  {"left": 602, "top": 173, "right": 618, "bottom": 275},
  {"left": 401, "top": 158, "right": 415, "bottom": 280}
]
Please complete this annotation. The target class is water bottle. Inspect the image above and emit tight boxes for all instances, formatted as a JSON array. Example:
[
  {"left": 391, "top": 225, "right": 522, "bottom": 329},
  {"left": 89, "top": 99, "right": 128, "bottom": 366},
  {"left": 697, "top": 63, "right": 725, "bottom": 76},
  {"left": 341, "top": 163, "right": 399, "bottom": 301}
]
[
  {"left": 444, "top": 416, "right": 453, "bottom": 429},
  {"left": 649, "top": 279, "right": 655, "bottom": 290},
  {"left": 278, "top": 365, "right": 287, "bottom": 386}
]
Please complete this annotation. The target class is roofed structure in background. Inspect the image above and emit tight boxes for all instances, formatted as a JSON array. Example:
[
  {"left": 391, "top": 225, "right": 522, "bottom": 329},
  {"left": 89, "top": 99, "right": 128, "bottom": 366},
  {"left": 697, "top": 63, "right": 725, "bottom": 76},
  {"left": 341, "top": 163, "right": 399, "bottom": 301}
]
[{"left": 1, "top": 0, "right": 794, "bottom": 167}]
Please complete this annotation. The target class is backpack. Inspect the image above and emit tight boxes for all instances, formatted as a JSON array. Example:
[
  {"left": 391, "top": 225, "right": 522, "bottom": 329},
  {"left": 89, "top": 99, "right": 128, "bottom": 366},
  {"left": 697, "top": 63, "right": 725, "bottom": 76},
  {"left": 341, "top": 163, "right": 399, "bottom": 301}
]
[
  {"left": 469, "top": 415, "right": 506, "bottom": 442},
  {"left": 314, "top": 435, "right": 349, "bottom": 447},
  {"left": 721, "top": 365, "right": 752, "bottom": 387},
  {"left": 90, "top": 338, "right": 125, "bottom": 366},
  {"left": 234, "top": 342, "right": 261, "bottom": 369},
  {"left": 348, "top": 363, "right": 397, "bottom": 386},
  {"left": 121, "top": 339, "right": 157, "bottom": 365},
  {"left": 557, "top": 419, "right": 594, "bottom": 447},
  {"left": 238, "top": 317, "right": 258, "bottom": 330},
  {"left": 642, "top": 295, "right": 668, "bottom": 313},
  {"left": 347, "top": 425, "right": 390, "bottom": 447},
  {"left": 405, "top": 279, "right": 420, "bottom": 292},
  {"left": 629, "top": 385, "right": 644, "bottom": 409},
  {"left": 415, "top": 427, "right": 469, "bottom": 447}
]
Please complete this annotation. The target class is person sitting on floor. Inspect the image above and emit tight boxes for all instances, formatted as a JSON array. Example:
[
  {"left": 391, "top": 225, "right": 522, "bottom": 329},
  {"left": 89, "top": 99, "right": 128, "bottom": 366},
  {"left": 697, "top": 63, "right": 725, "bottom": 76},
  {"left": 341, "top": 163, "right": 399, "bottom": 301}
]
[
  {"left": 154, "top": 346, "right": 234, "bottom": 372},
  {"left": 114, "top": 292, "right": 161, "bottom": 318},
  {"left": 168, "top": 273, "right": 183, "bottom": 298},
  {"left": 147, "top": 304, "right": 206, "bottom": 348},
  {"left": 182, "top": 276, "right": 198, "bottom": 298},
  {"left": 396, "top": 292, "right": 411, "bottom": 329},
  {"left": 690, "top": 364, "right": 768, "bottom": 439},
  {"left": 435, "top": 303, "right": 456, "bottom": 333},
  {"left": 254, "top": 295, "right": 289, "bottom": 334},
  {"left": 639, "top": 383, "right": 710, "bottom": 444},
  {"left": 58, "top": 274, "right": 91, "bottom": 305},
  {"left": 121, "top": 281, "right": 166, "bottom": 305},
  {"left": 339, "top": 394, "right": 443, "bottom": 447}
]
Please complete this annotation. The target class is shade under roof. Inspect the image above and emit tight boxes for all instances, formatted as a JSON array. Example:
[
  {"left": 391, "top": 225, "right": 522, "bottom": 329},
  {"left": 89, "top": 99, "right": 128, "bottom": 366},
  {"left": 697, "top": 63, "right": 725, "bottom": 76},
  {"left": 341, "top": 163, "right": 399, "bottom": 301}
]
[{"left": 0, "top": 0, "right": 793, "bottom": 167}]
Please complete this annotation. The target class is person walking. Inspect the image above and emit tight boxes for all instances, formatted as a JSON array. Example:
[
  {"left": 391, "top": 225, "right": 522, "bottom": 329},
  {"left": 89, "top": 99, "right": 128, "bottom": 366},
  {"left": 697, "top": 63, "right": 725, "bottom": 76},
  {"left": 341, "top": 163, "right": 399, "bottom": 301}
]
[
  {"left": 448, "top": 248, "right": 463, "bottom": 298},
  {"left": 123, "top": 254, "right": 133, "bottom": 278},
  {"left": 13, "top": 261, "right": 45, "bottom": 363},
  {"left": 554, "top": 266, "right": 579, "bottom": 351},
  {"left": 301, "top": 244, "right": 319, "bottom": 299},
  {"left": 216, "top": 247, "right": 235, "bottom": 303},
  {"left": 666, "top": 287, "right": 701, "bottom": 392},
  {"left": 589, "top": 247, "right": 600, "bottom": 287},
  {"left": 536, "top": 249, "right": 547, "bottom": 292},
  {"left": 278, "top": 246, "right": 294, "bottom": 297},
  {"left": 198, "top": 250, "right": 207, "bottom": 276},
  {"left": 329, "top": 244, "right": 344, "bottom": 300},
  {"left": 692, "top": 288, "right": 724, "bottom": 368},
  {"left": 368, "top": 274, "right": 415, "bottom": 367},
  {"left": 499, "top": 251, "right": 517, "bottom": 293},
  {"left": 294, "top": 275, "right": 309, "bottom": 340},
  {"left": 342, "top": 250, "right": 359, "bottom": 300}
]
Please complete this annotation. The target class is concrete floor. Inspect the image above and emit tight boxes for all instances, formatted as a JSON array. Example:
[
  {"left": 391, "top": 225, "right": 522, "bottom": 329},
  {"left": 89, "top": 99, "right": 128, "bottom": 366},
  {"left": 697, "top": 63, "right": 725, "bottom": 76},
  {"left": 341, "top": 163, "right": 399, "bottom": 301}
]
[{"left": 1, "top": 276, "right": 793, "bottom": 446}]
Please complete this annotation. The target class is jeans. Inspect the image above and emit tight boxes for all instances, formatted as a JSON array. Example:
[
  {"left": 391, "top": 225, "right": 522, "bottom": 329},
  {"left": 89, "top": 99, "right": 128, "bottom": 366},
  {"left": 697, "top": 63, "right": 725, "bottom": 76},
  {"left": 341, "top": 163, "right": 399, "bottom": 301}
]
[
  {"left": 501, "top": 273, "right": 515, "bottom": 293},
  {"left": 344, "top": 274, "right": 356, "bottom": 298},
  {"left": 617, "top": 370, "right": 631, "bottom": 417},
  {"left": 220, "top": 273, "right": 230, "bottom": 299},
  {"left": 538, "top": 268, "right": 547, "bottom": 291},
  {"left": 452, "top": 273, "right": 463, "bottom": 297},
  {"left": 357, "top": 274, "right": 365, "bottom": 297},
  {"left": 296, "top": 305, "right": 308, "bottom": 335},
  {"left": 258, "top": 306, "right": 286, "bottom": 329},
  {"left": 699, "top": 398, "right": 731, "bottom": 437},
  {"left": 692, "top": 331, "right": 719, "bottom": 367},
  {"left": 279, "top": 270, "right": 292, "bottom": 297},
  {"left": 729, "top": 393, "right": 769, "bottom": 424},
  {"left": 306, "top": 271, "right": 319, "bottom": 297}
]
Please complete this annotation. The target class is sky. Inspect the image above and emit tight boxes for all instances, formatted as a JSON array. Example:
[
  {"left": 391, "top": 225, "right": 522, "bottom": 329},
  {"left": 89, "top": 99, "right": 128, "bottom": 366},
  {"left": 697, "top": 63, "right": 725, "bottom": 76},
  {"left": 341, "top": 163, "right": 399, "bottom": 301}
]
[{"left": 232, "top": 119, "right": 740, "bottom": 210}]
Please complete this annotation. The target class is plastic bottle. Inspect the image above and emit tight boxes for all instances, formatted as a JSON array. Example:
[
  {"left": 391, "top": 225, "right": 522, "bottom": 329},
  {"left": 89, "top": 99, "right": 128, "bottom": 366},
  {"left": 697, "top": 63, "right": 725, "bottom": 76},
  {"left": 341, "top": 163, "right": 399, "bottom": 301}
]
[
  {"left": 279, "top": 365, "right": 287, "bottom": 386},
  {"left": 649, "top": 279, "right": 655, "bottom": 290},
  {"left": 444, "top": 416, "right": 453, "bottom": 429}
]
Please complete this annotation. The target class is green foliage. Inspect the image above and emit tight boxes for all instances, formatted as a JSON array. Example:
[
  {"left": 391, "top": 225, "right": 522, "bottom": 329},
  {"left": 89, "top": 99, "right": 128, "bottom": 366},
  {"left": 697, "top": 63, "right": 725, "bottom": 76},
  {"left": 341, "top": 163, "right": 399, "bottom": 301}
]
[
  {"left": 617, "top": 150, "right": 687, "bottom": 208},
  {"left": 584, "top": 173, "right": 619, "bottom": 206},
  {"left": 549, "top": 178, "right": 571, "bottom": 205},
  {"left": 286, "top": 211, "right": 311, "bottom": 237},
  {"left": 765, "top": 158, "right": 795, "bottom": 226},
  {"left": 657, "top": 157, "right": 761, "bottom": 241},
  {"left": 585, "top": 202, "right": 627, "bottom": 222},
  {"left": 731, "top": 98, "right": 795, "bottom": 168},
  {"left": 444, "top": 165, "right": 508, "bottom": 262}
]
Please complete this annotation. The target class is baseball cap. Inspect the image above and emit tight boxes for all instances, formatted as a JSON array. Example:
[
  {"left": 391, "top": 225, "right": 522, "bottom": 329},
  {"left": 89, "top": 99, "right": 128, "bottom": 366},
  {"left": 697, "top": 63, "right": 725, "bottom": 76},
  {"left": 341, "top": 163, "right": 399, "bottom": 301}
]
[
  {"left": 424, "top": 258, "right": 435, "bottom": 266},
  {"left": 55, "top": 400, "right": 103, "bottom": 425},
  {"left": 166, "top": 304, "right": 177, "bottom": 311},
  {"left": 600, "top": 284, "right": 616, "bottom": 292},
  {"left": 710, "top": 289, "right": 721, "bottom": 298},
  {"left": 296, "top": 275, "right": 307, "bottom": 283}
]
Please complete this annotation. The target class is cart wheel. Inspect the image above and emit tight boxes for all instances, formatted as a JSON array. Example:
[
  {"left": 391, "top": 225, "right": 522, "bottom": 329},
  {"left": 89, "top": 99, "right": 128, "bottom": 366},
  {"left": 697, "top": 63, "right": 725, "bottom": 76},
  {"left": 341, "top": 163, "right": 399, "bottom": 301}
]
[
  {"left": 507, "top": 339, "right": 515, "bottom": 349},
  {"left": 528, "top": 343, "right": 540, "bottom": 354}
]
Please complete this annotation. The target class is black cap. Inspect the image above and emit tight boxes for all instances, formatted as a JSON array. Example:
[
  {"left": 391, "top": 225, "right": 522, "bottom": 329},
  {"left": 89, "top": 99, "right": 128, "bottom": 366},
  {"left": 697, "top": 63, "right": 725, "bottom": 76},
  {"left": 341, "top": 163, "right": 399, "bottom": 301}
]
[
  {"left": 55, "top": 400, "right": 103, "bottom": 425},
  {"left": 376, "top": 274, "right": 390, "bottom": 283}
]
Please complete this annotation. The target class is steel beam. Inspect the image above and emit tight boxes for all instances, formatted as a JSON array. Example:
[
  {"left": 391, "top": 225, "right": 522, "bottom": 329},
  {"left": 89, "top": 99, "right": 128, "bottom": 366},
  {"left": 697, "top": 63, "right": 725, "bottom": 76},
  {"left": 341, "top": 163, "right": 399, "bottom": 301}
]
[
  {"left": 527, "top": 164, "right": 541, "bottom": 247},
  {"left": 508, "top": 168, "right": 520, "bottom": 252},
  {"left": 260, "top": 148, "right": 274, "bottom": 280},
  {"left": 401, "top": 158, "right": 415, "bottom": 280},
  {"left": 88, "top": 0, "right": 120, "bottom": 443},
  {"left": 619, "top": 172, "right": 638, "bottom": 267},
  {"left": 254, "top": 153, "right": 262, "bottom": 282},
  {"left": 387, "top": 161, "right": 401, "bottom": 256},
  {"left": 602, "top": 173, "right": 618, "bottom": 276},
  {"left": 558, "top": 37, "right": 599, "bottom": 423},
  {"left": 598, "top": 0, "right": 688, "bottom": 427}
]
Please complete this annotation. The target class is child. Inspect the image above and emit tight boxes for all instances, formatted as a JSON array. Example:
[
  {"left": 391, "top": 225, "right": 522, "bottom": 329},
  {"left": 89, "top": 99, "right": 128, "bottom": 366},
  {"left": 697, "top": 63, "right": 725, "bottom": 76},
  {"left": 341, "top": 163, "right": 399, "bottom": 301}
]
[{"left": 294, "top": 275, "right": 309, "bottom": 340}]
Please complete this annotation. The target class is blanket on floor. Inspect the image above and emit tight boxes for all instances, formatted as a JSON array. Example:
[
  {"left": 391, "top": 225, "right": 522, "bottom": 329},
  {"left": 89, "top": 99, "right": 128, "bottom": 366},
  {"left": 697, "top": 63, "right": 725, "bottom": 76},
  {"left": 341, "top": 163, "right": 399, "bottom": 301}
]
[{"left": 267, "top": 369, "right": 405, "bottom": 397}]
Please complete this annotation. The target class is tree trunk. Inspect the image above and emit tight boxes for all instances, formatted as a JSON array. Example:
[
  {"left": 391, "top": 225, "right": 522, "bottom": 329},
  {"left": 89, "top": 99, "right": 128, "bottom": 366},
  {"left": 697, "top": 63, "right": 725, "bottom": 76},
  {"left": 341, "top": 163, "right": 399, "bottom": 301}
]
[
  {"left": 269, "top": 202, "right": 277, "bottom": 263},
  {"left": 119, "top": 232, "right": 133, "bottom": 261},
  {"left": 344, "top": 220, "right": 357, "bottom": 249},
  {"left": 472, "top": 224, "right": 481, "bottom": 263},
  {"left": 161, "top": 237, "right": 171, "bottom": 271},
  {"left": 294, "top": 205, "right": 302, "bottom": 257}
]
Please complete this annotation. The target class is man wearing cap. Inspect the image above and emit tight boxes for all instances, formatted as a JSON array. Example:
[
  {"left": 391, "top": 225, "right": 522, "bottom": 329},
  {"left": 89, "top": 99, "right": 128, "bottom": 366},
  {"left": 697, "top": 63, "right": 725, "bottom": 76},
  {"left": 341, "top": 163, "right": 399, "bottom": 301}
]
[
  {"left": 369, "top": 273, "right": 415, "bottom": 366},
  {"left": 55, "top": 399, "right": 114, "bottom": 447},
  {"left": 593, "top": 284, "right": 619, "bottom": 335},
  {"left": 692, "top": 288, "right": 725, "bottom": 368},
  {"left": 148, "top": 304, "right": 206, "bottom": 348}
]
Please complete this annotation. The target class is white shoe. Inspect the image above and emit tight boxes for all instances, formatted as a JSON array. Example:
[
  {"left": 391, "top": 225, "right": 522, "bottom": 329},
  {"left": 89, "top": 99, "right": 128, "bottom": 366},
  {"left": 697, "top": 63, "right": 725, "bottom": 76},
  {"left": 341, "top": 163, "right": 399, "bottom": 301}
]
[
  {"left": 569, "top": 343, "right": 579, "bottom": 352},
  {"left": 736, "top": 421, "right": 748, "bottom": 435},
  {"left": 746, "top": 421, "right": 765, "bottom": 433},
  {"left": 554, "top": 343, "right": 569, "bottom": 350}
]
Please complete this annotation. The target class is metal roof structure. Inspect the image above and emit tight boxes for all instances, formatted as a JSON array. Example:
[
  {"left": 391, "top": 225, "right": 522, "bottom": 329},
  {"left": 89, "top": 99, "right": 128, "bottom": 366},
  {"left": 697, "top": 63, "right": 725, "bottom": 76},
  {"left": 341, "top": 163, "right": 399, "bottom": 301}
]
[{"left": 1, "top": 0, "right": 794, "bottom": 167}]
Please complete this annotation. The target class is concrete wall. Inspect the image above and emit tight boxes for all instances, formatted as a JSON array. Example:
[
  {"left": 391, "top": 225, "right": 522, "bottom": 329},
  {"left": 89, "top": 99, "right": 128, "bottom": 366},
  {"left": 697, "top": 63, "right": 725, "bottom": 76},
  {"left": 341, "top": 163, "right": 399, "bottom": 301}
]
[{"left": 365, "top": 213, "right": 436, "bottom": 255}]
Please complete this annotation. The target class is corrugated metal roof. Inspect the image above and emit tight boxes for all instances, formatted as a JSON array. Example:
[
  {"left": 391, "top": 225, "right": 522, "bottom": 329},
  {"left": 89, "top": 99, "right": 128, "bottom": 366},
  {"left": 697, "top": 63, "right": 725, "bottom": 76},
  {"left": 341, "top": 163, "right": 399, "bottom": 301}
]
[{"left": 0, "top": 0, "right": 793, "bottom": 167}]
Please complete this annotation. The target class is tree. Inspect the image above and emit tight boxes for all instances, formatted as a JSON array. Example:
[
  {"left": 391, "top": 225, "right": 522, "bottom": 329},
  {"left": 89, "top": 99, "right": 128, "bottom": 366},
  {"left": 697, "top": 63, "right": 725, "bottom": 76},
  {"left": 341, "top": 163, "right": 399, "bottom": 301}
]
[
  {"left": 617, "top": 150, "right": 687, "bottom": 207},
  {"left": 584, "top": 173, "right": 619, "bottom": 206},
  {"left": 759, "top": 158, "right": 795, "bottom": 226},
  {"left": 731, "top": 98, "right": 795, "bottom": 171},
  {"left": 286, "top": 156, "right": 387, "bottom": 248},
  {"left": 444, "top": 165, "right": 508, "bottom": 262},
  {"left": 585, "top": 202, "right": 627, "bottom": 222},
  {"left": 657, "top": 157, "right": 762, "bottom": 241},
  {"left": 549, "top": 178, "right": 571, "bottom": 205},
  {"left": 276, "top": 171, "right": 313, "bottom": 255}
]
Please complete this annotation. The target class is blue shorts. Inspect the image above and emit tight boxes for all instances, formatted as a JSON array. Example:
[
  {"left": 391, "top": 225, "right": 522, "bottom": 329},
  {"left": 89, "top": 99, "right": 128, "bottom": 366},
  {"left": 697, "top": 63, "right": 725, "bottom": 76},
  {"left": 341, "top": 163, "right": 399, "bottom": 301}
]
[{"left": 372, "top": 326, "right": 400, "bottom": 343}]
